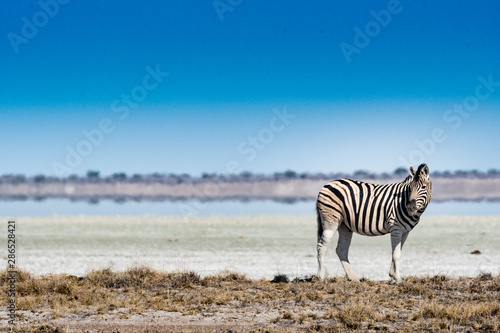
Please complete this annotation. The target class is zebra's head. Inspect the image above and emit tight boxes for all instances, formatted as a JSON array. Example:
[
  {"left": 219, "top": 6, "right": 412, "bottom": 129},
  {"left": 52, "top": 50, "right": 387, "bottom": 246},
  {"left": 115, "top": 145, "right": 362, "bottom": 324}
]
[{"left": 407, "top": 164, "right": 432, "bottom": 216}]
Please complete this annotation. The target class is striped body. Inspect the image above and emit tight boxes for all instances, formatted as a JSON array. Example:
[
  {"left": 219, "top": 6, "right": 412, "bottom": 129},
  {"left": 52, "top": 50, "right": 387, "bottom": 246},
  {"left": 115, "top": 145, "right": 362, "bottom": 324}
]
[
  {"left": 317, "top": 177, "right": 419, "bottom": 237},
  {"left": 316, "top": 164, "right": 432, "bottom": 283}
]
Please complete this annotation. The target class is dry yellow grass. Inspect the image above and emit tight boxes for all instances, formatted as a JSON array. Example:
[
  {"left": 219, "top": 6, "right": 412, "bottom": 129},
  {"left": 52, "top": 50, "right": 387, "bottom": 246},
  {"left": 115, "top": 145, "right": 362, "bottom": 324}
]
[{"left": 1, "top": 267, "right": 499, "bottom": 332}]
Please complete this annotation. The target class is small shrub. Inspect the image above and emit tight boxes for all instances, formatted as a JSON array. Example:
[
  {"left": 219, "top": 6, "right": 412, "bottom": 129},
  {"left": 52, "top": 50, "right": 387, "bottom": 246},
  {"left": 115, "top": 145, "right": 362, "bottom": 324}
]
[
  {"left": 173, "top": 271, "right": 202, "bottom": 287},
  {"left": 271, "top": 274, "right": 289, "bottom": 283}
]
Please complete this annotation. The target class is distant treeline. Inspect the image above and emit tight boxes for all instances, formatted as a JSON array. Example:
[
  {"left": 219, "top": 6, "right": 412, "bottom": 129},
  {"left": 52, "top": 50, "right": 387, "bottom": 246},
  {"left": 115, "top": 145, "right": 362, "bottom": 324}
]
[{"left": 2, "top": 168, "right": 500, "bottom": 185}]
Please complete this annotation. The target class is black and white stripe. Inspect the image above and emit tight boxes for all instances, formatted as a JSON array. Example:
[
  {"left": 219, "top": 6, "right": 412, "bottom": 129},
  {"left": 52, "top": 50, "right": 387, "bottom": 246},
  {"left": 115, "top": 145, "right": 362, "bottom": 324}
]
[{"left": 316, "top": 164, "right": 432, "bottom": 283}]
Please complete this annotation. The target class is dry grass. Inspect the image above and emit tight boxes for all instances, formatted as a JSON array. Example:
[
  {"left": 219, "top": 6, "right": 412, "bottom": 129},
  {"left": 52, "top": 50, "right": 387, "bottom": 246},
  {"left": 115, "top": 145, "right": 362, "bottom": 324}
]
[{"left": 1, "top": 268, "right": 499, "bottom": 332}]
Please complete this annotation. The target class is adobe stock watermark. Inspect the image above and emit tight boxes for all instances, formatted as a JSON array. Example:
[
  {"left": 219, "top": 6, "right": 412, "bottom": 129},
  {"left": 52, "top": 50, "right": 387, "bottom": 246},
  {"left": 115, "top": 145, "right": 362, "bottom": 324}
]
[
  {"left": 7, "top": 0, "right": 70, "bottom": 54},
  {"left": 213, "top": 0, "right": 243, "bottom": 21},
  {"left": 339, "top": 0, "right": 406, "bottom": 64},
  {"left": 177, "top": 107, "right": 296, "bottom": 216},
  {"left": 399, "top": 73, "right": 500, "bottom": 167},
  {"left": 51, "top": 65, "right": 169, "bottom": 177}
]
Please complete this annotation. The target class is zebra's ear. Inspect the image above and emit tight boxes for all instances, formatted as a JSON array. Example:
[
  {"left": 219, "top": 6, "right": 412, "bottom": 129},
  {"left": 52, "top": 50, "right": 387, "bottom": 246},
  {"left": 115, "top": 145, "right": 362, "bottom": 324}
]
[
  {"left": 409, "top": 165, "right": 416, "bottom": 177},
  {"left": 421, "top": 164, "right": 430, "bottom": 179}
]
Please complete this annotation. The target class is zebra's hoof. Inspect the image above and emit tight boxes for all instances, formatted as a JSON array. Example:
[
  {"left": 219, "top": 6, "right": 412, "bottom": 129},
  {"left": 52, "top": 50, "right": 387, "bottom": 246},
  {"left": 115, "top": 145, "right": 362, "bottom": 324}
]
[
  {"left": 346, "top": 275, "right": 360, "bottom": 282},
  {"left": 317, "top": 272, "right": 327, "bottom": 281},
  {"left": 389, "top": 278, "right": 402, "bottom": 285}
]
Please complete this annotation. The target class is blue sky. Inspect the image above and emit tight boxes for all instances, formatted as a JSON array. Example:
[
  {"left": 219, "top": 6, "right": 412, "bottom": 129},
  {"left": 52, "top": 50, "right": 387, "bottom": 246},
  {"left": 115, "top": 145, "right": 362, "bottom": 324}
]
[{"left": 1, "top": 0, "right": 500, "bottom": 177}]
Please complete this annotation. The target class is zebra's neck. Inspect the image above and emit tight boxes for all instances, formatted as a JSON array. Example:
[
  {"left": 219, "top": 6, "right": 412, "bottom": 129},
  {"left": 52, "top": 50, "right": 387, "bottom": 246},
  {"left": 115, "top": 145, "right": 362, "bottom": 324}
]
[{"left": 393, "top": 181, "right": 420, "bottom": 229}]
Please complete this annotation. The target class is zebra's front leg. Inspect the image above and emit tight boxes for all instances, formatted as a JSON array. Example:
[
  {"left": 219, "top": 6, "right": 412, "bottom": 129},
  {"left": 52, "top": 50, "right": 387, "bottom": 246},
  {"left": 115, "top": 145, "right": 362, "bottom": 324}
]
[{"left": 389, "top": 228, "right": 408, "bottom": 284}]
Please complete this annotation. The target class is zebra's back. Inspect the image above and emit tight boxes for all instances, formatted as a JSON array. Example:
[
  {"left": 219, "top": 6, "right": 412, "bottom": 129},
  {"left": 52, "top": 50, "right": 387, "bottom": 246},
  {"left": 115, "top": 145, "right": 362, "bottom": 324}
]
[{"left": 317, "top": 178, "right": 404, "bottom": 236}]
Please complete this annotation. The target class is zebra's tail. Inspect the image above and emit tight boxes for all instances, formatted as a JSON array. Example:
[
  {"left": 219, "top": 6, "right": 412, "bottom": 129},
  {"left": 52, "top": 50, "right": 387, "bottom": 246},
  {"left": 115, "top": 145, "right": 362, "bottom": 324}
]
[{"left": 316, "top": 204, "right": 323, "bottom": 243}]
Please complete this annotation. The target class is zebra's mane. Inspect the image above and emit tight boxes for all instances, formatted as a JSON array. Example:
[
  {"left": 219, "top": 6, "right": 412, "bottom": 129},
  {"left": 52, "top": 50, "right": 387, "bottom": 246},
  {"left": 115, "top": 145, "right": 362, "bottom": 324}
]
[{"left": 402, "top": 174, "right": 413, "bottom": 184}]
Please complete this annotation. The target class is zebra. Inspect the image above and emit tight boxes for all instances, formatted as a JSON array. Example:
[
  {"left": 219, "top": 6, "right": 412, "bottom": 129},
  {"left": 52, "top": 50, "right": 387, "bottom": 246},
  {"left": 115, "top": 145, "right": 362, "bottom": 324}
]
[{"left": 316, "top": 164, "right": 432, "bottom": 284}]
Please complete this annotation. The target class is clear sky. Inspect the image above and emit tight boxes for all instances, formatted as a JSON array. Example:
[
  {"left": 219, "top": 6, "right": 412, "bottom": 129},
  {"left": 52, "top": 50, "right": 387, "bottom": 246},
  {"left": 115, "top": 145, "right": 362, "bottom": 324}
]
[{"left": 1, "top": 0, "right": 500, "bottom": 177}]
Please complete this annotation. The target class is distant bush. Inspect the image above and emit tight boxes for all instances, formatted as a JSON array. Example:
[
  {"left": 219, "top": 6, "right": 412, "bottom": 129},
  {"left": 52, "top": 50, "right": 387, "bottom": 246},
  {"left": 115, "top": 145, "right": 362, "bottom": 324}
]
[
  {"left": 284, "top": 170, "right": 297, "bottom": 179},
  {"left": 86, "top": 170, "right": 100, "bottom": 180},
  {"left": 353, "top": 170, "right": 376, "bottom": 179},
  {"left": 394, "top": 167, "right": 408, "bottom": 176},
  {"left": 112, "top": 172, "right": 127, "bottom": 182},
  {"left": 33, "top": 175, "right": 46, "bottom": 183},
  {"left": 0, "top": 174, "right": 27, "bottom": 184}
]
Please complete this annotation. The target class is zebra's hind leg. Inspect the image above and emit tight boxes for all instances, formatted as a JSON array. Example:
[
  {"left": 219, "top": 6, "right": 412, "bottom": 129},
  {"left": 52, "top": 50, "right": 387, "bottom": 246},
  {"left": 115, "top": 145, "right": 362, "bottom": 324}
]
[
  {"left": 317, "top": 210, "right": 340, "bottom": 280},
  {"left": 336, "top": 223, "right": 359, "bottom": 282}
]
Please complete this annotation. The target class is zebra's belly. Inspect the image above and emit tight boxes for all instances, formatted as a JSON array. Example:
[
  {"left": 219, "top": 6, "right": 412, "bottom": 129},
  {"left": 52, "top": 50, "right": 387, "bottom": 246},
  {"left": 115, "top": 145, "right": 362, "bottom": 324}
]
[{"left": 343, "top": 210, "right": 390, "bottom": 236}]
